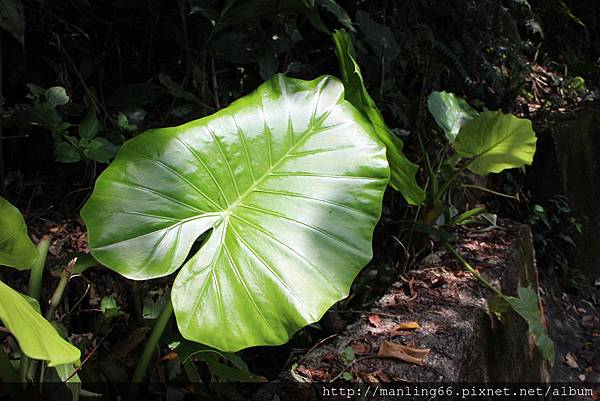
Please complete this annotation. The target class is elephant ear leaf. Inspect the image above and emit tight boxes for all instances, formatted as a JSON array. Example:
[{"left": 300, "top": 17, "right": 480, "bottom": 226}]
[
  {"left": 427, "top": 91, "right": 478, "bottom": 143},
  {"left": 82, "top": 74, "right": 390, "bottom": 351},
  {"left": 332, "top": 29, "right": 425, "bottom": 205},
  {"left": 0, "top": 196, "right": 38, "bottom": 270},
  {"left": 454, "top": 110, "right": 537, "bottom": 175},
  {"left": 0, "top": 280, "right": 81, "bottom": 366}
]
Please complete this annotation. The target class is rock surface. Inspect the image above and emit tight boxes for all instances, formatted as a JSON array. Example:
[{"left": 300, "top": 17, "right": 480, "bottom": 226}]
[
  {"left": 552, "top": 102, "right": 600, "bottom": 280},
  {"left": 252, "top": 222, "right": 552, "bottom": 400}
]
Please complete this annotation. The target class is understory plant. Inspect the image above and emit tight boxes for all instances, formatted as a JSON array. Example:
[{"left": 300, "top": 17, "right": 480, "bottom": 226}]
[
  {"left": 80, "top": 31, "right": 555, "bottom": 395},
  {"left": 425, "top": 91, "right": 555, "bottom": 364},
  {"left": 24, "top": 84, "right": 124, "bottom": 164},
  {"left": 0, "top": 196, "right": 81, "bottom": 399},
  {"left": 424, "top": 90, "right": 537, "bottom": 225},
  {"left": 81, "top": 74, "right": 391, "bottom": 390}
]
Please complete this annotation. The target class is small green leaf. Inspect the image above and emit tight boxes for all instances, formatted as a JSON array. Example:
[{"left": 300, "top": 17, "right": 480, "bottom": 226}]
[
  {"left": 0, "top": 280, "right": 81, "bottom": 366},
  {"left": 79, "top": 110, "right": 100, "bottom": 140},
  {"left": 45, "top": 86, "right": 70, "bottom": 108},
  {"left": 450, "top": 206, "right": 485, "bottom": 225},
  {"left": 505, "top": 287, "right": 555, "bottom": 365},
  {"left": 202, "top": 352, "right": 264, "bottom": 382},
  {"left": 56, "top": 142, "right": 81, "bottom": 163},
  {"left": 82, "top": 137, "right": 119, "bottom": 163},
  {"left": 0, "top": 196, "right": 38, "bottom": 269},
  {"left": 71, "top": 253, "right": 99, "bottom": 274},
  {"left": 258, "top": 52, "right": 279, "bottom": 81},
  {"left": 116, "top": 112, "right": 137, "bottom": 132},
  {"left": 100, "top": 294, "right": 118, "bottom": 314},
  {"left": 454, "top": 111, "right": 537, "bottom": 175},
  {"left": 332, "top": 29, "right": 424, "bottom": 205},
  {"left": 26, "top": 83, "right": 45, "bottom": 98},
  {"left": 340, "top": 346, "right": 355, "bottom": 364},
  {"left": 82, "top": 139, "right": 103, "bottom": 150},
  {"left": 56, "top": 121, "right": 72, "bottom": 132},
  {"left": 355, "top": 10, "right": 399, "bottom": 60},
  {"left": 143, "top": 293, "right": 167, "bottom": 320},
  {"left": 117, "top": 112, "right": 129, "bottom": 129},
  {"left": 427, "top": 91, "right": 478, "bottom": 142},
  {"left": 488, "top": 293, "right": 511, "bottom": 319}
]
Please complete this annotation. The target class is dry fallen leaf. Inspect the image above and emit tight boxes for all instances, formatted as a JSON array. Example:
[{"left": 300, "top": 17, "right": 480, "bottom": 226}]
[
  {"left": 351, "top": 342, "right": 369, "bottom": 354},
  {"left": 377, "top": 340, "right": 430, "bottom": 365},
  {"left": 161, "top": 351, "right": 179, "bottom": 361},
  {"left": 368, "top": 314, "right": 382, "bottom": 328},
  {"left": 360, "top": 371, "right": 380, "bottom": 382},
  {"left": 392, "top": 321, "right": 420, "bottom": 331},
  {"left": 106, "top": 326, "right": 151, "bottom": 361},
  {"left": 565, "top": 352, "right": 579, "bottom": 369}
]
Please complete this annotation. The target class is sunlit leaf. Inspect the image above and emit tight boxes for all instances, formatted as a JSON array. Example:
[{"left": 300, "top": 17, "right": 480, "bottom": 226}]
[
  {"left": 45, "top": 87, "right": 70, "bottom": 108},
  {"left": 0, "top": 280, "right": 81, "bottom": 367},
  {"left": 56, "top": 142, "right": 81, "bottom": 163},
  {"left": 427, "top": 91, "right": 478, "bottom": 142},
  {"left": 0, "top": 196, "right": 38, "bottom": 270},
  {"left": 454, "top": 111, "right": 537, "bottom": 175},
  {"left": 332, "top": 29, "right": 425, "bottom": 205},
  {"left": 82, "top": 74, "right": 389, "bottom": 351}
]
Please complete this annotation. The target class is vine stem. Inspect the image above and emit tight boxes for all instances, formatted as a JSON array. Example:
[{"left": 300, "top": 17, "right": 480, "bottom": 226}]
[
  {"left": 432, "top": 159, "right": 474, "bottom": 205},
  {"left": 127, "top": 296, "right": 174, "bottom": 400},
  {"left": 443, "top": 242, "right": 503, "bottom": 297},
  {"left": 19, "top": 238, "right": 50, "bottom": 383},
  {"left": 460, "top": 184, "right": 519, "bottom": 200}
]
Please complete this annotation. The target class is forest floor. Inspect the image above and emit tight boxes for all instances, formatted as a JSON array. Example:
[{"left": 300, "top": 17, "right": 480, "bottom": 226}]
[{"left": 2, "top": 194, "right": 598, "bottom": 398}]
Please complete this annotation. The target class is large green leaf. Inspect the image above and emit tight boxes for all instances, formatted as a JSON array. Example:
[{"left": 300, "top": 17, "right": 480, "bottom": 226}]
[
  {"left": 82, "top": 74, "right": 389, "bottom": 351},
  {"left": 0, "top": 280, "right": 81, "bottom": 367},
  {"left": 0, "top": 196, "right": 38, "bottom": 270},
  {"left": 427, "top": 91, "right": 478, "bottom": 143},
  {"left": 454, "top": 110, "right": 537, "bottom": 175},
  {"left": 332, "top": 29, "right": 425, "bottom": 205}
]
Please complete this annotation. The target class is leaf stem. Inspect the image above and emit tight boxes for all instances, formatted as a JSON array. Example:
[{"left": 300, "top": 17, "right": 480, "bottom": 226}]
[
  {"left": 19, "top": 238, "right": 50, "bottom": 383},
  {"left": 433, "top": 159, "right": 474, "bottom": 205},
  {"left": 128, "top": 296, "right": 173, "bottom": 399},
  {"left": 0, "top": 346, "right": 21, "bottom": 400},
  {"left": 46, "top": 258, "right": 76, "bottom": 320},
  {"left": 443, "top": 242, "right": 503, "bottom": 297},
  {"left": 28, "top": 238, "right": 49, "bottom": 302},
  {"left": 461, "top": 184, "right": 519, "bottom": 200}
]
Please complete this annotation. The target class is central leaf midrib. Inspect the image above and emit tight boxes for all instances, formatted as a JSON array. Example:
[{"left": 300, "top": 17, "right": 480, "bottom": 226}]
[
  {"left": 222, "top": 111, "right": 330, "bottom": 219},
  {"left": 464, "top": 114, "right": 527, "bottom": 162}
]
